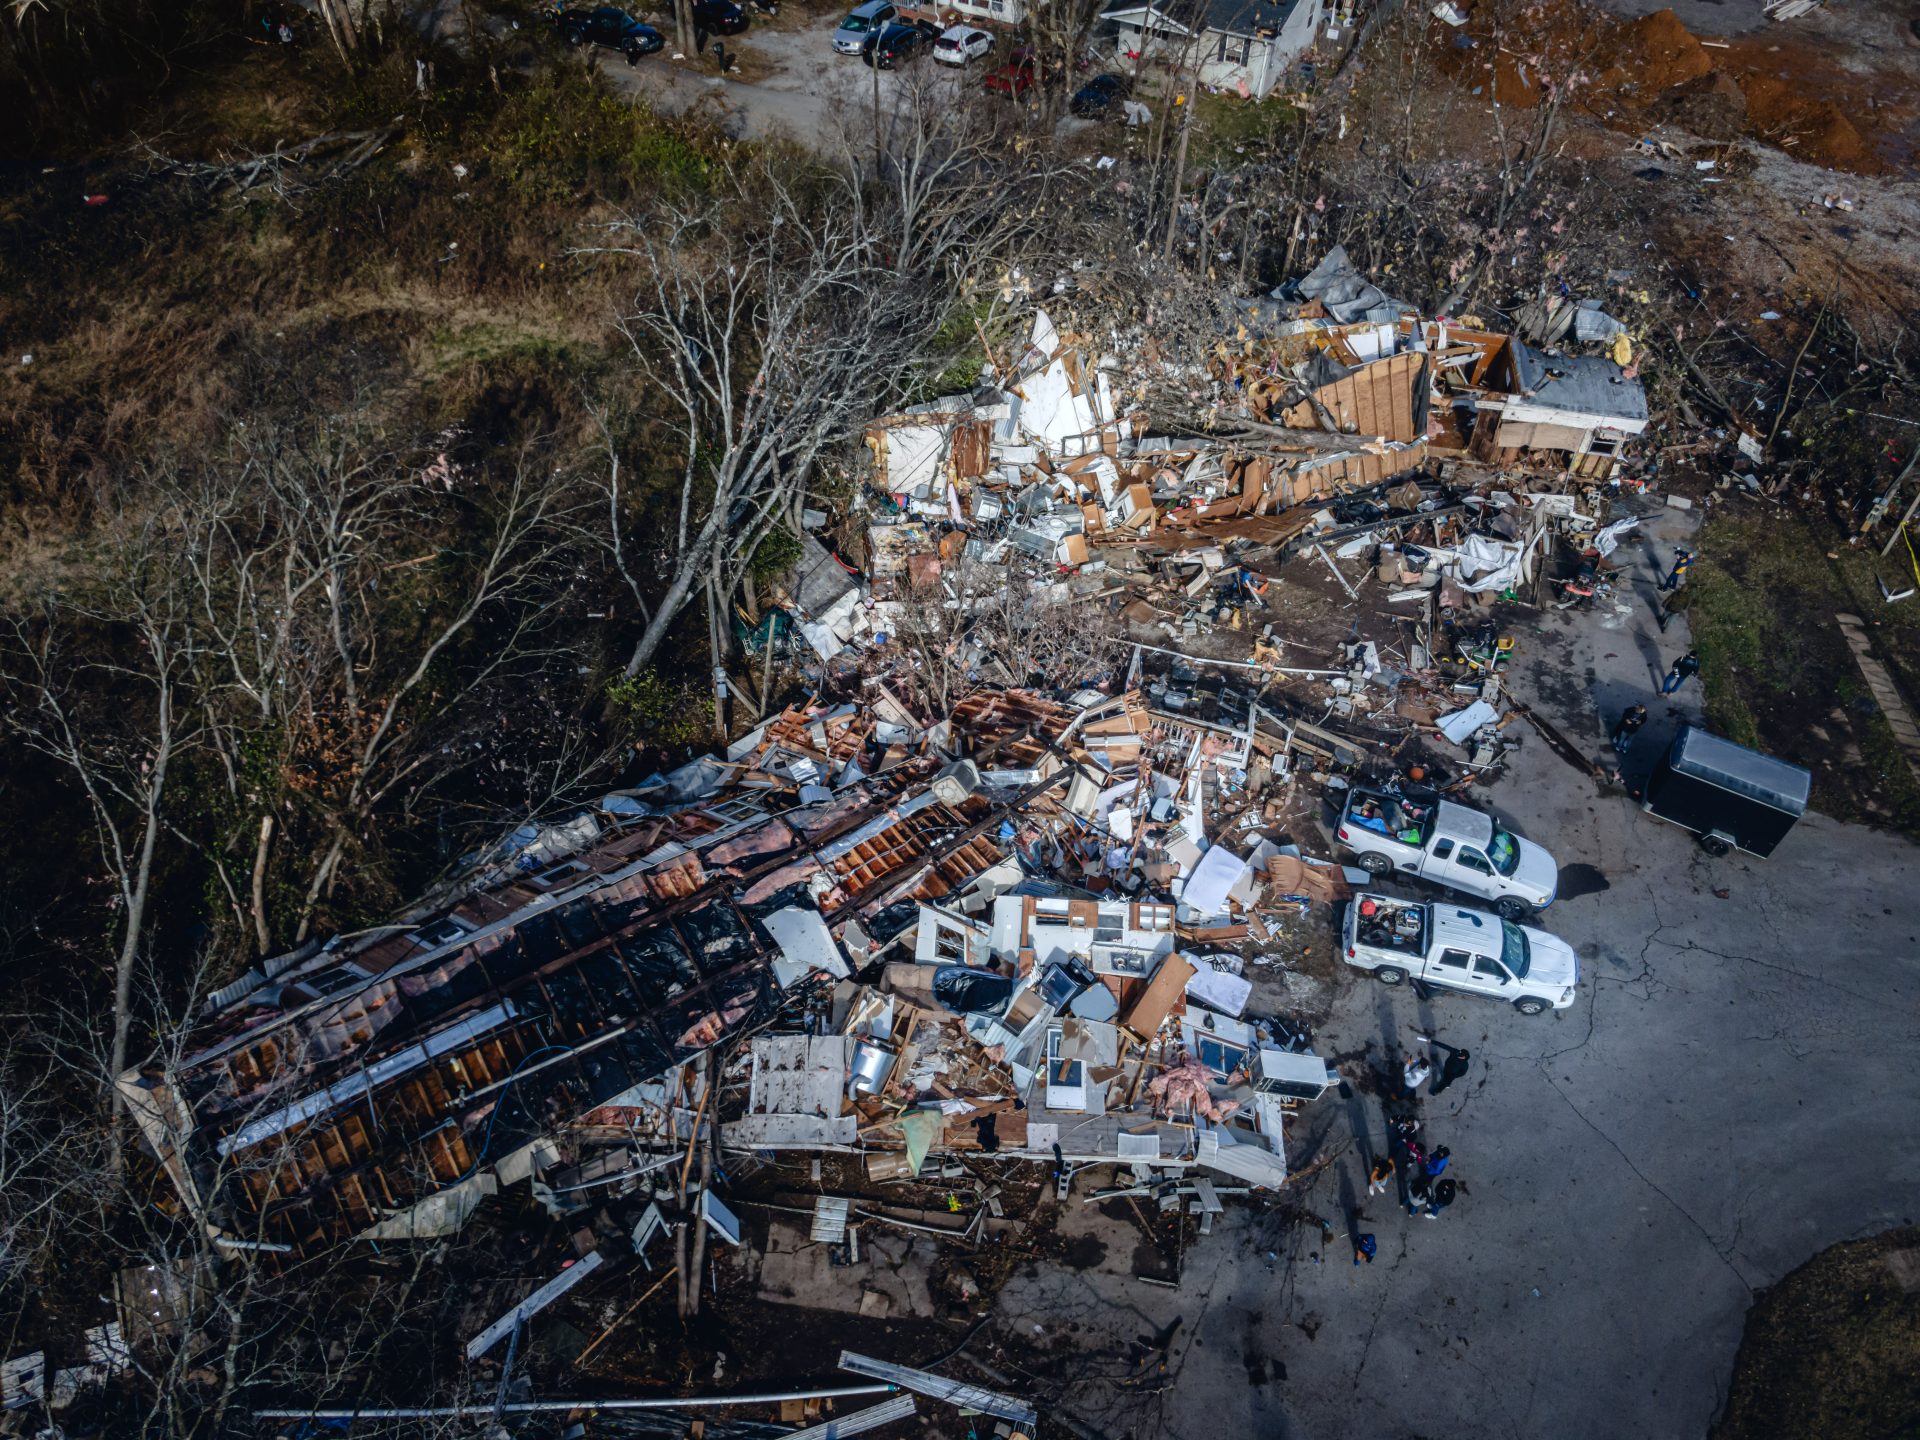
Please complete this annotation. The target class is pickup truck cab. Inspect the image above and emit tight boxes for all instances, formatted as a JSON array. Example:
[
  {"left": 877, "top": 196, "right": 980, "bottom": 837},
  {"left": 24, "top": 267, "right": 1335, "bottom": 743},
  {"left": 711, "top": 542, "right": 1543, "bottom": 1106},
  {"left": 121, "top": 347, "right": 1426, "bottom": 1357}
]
[
  {"left": 1341, "top": 892, "right": 1578, "bottom": 1016},
  {"left": 1336, "top": 786, "right": 1557, "bottom": 920}
]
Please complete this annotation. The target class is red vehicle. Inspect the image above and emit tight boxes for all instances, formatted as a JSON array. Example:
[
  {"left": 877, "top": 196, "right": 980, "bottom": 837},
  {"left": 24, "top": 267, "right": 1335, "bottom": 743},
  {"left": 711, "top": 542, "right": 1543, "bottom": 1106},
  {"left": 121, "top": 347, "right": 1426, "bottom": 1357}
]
[{"left": 983, "top": 47, "right": 1036, "bottom": 96}]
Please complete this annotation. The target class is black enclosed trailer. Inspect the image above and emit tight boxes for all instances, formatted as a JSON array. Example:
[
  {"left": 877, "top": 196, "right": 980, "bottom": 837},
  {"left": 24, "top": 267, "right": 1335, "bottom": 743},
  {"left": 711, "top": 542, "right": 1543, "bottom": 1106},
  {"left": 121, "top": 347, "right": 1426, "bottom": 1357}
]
[{"left": 1642, "top": 725, "right": 1810, "bottom": 857}]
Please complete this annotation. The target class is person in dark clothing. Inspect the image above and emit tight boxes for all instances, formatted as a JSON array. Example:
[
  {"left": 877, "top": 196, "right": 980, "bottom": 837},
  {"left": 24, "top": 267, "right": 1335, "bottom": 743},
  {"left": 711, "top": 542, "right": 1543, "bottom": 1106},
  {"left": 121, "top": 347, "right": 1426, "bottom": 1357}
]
[
  {"left": 1423, "top": 1146, "right": 1451, "bottom": 1178},
  {"left": 1424, "top": 1176, "right": 1458, "bottom": 1219},
  {"left": 1352, "top": 1232, "right": 1377, "bottom": 1266},
  {"left": 1661, "top": 650, "right": 1702, "bottom": 695},
  {"left": 1436, "top": 1044, "right": 1472, "bottom": 1094},
  {"left": 1657, "top": 584, "right": 1692, "bottom": 633},
  {"left": 1610, "top": 704, "right": 1648, "bottom": 755},
  {"left": 1413, "top": 1034, "right": 1474, "bottom": 1096}
]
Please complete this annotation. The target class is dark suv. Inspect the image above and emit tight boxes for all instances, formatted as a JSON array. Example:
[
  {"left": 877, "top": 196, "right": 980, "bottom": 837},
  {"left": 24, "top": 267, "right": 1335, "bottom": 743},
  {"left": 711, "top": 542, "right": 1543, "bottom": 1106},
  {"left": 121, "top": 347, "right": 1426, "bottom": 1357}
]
[
  {"left": 552, "top": 5, "right": 664, "bottom": 60},
  {"left": 1069, "top": 72, "right": 1131, "bottom": 118},
  {"left": 861, "top": 18, "right": 935, "bottom": 67},
  {"left": 693, "top": 0, "right": 749, "bottom": 34}
]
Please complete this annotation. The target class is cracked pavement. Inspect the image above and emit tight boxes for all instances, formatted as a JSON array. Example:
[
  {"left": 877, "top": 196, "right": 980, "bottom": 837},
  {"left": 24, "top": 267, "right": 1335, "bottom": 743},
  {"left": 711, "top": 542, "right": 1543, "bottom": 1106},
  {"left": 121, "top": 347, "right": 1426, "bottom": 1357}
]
[{"left": 985, "top": 505, "right": 1920, "bottom": 1438}]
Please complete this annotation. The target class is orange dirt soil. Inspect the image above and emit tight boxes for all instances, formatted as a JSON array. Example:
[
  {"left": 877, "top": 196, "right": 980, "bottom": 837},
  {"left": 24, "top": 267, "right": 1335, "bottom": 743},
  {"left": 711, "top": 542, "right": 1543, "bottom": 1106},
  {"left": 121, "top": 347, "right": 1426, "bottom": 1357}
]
[{"left": 1432, "top": 1, "right": 1909, "bottom": 176}]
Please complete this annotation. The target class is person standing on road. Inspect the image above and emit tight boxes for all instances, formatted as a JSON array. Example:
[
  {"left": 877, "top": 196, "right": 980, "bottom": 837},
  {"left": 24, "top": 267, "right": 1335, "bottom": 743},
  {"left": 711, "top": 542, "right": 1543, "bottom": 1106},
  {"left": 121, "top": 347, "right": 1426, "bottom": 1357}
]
[
  {"left": 1659, "top": 547, "right": 1694, "bottom": 591},
  {"left": 1422, "top": 1146, "right": 1451, "bottom": 1179},
  {"left": 1352, "top": 1232, "right": 1377, "bottom": 1266},
  {"left": 1367, "top": 1155, "right": 1396, "bottom": 1197},
  {"left": 1402, "top": 1053, "right": 1431, "bottom": 1098},
  {"left": 1424, "top": 1177, "right": 1459, "bottom": 1219},
  {"left": 1661, "top": 650, "right": 1702, "bottom": 695},
  {"left": 1415, "top": 1035, "right": 1474, "bottom": 1095},
  {"left": 1657, "top": 584, "right": 1692, "bottom": 633},
  {"left": 1610, "top": 704, "right": 1648, "bottom": 755},
  {"left": 1406, "top": 1167, "right": 1432, "bottom": 1215}
]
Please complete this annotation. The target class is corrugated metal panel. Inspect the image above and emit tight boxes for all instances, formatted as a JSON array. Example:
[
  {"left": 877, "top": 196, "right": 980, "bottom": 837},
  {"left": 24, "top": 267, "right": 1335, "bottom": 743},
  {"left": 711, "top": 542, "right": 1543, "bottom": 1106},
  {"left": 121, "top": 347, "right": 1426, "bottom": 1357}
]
[
  {"left": 810, "top": 1196, "right": 852, "bottom": 1244},
  {"left": 784, "top": 1394, "right": 917, "bottom": 1439}
]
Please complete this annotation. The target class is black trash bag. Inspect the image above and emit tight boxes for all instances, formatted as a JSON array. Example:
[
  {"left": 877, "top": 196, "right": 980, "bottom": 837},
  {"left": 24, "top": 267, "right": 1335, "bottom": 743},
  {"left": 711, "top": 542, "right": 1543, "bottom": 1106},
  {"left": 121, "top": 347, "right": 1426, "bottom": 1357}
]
[{"left": 931, "top": 965, "right": 1014, "bottom": 1015}]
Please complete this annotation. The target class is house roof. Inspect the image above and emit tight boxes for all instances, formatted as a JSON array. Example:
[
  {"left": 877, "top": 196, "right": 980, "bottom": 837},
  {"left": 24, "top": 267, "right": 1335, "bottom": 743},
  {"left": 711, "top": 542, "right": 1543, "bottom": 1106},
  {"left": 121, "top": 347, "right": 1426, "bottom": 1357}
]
[
  {"left": 1104, "top": 0, "right": 1301, "bottom": 39},
  {"left": 1509, "top": 339, "right": 1648, "bottom": 424}
]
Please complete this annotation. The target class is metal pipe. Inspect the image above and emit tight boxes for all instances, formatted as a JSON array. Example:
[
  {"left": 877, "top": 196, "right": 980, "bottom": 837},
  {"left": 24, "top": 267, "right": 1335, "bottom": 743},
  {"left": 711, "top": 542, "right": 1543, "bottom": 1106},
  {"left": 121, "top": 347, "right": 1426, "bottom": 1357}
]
[
  {"left": 1127, "top": 640, "right": 1344, "bottom": 676},
  {"left": 253, "top": 1384, "right": 897, "bottom": 1419},
  {"left": 212, "top": 1236, "right": 295, "bottom": 1253}
]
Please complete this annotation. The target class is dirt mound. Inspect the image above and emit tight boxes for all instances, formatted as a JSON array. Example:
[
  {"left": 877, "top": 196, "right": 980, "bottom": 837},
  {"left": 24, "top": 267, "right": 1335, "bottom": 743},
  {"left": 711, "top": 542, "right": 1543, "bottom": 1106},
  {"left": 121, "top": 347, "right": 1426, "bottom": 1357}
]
[
  {"left": 1429, "top": 0, "right": 1890, "bottom": 174},
  {"left": 1736, "top": 71, "right": 1872, "bottom": 172},
  {"left": 1651, "top": 71, "right": 1750, "bottom": 143},
  {"left": 1594, "top": 9, "right": 1715, "bottom": 107}
]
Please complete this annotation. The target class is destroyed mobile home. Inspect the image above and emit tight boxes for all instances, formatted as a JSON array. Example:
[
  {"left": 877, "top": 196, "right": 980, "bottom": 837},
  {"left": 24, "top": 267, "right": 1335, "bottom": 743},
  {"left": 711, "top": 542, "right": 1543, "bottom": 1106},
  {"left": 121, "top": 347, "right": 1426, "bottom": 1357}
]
[
  {"left": 118, "top": 257, "right": 1644, "bottom": 1367},
  {"left": 123, "top": 689, "right": 1350, "bottom": 1263}
]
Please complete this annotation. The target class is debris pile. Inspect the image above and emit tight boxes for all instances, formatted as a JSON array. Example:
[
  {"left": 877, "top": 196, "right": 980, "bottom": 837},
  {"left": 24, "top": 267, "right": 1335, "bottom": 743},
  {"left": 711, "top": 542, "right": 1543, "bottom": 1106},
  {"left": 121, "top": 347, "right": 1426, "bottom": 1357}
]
[
  {"left": 79, "top": 252, "right": 1670, "bottom": 1430},
  {"left": 115, "top": 253, "right": 1654, "bottom": 1275}
]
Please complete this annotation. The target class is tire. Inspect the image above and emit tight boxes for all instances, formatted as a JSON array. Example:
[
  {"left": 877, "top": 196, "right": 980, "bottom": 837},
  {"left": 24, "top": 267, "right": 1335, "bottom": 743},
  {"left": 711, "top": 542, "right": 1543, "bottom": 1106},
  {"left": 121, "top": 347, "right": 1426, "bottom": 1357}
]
[
  {"left": 1494, "top": 896, "right": 1528, "bottom": 921},
  {"left": 1374, "top": 966, "right": 1407, "bottom": 987},
  {"left": 565, "top": 27, "right": 585, "bottom": 44},
  {"left": 1513, "top": 996, "right": 1549, "bottom": 1016},
  {"left": 1699, "top": 833, "right": 1732, "bottom": 858},
  {"left": 1357, "top": 852, "right": 1392, "bottom": 875}
]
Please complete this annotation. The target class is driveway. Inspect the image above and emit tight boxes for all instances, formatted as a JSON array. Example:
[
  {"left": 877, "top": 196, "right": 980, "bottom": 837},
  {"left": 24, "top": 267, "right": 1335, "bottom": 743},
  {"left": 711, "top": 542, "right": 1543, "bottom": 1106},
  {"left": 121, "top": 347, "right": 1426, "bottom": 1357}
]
[
  {"left": 591, "top": 11, "right": 1007, "bottom": 144},
  {"left": 990, "top": 501, "right": 1920, "bottom": 1438}
]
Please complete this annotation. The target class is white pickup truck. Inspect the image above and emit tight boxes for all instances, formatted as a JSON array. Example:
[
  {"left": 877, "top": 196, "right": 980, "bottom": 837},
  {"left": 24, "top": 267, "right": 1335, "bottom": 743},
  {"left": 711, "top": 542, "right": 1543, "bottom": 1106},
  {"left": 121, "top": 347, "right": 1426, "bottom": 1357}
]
[
  {"left": 1336, "top": 786, "right": 1558, "bottom": 920},
  {"left": 1341, "top": 892, "right": 1579, "bottom": 1016}
]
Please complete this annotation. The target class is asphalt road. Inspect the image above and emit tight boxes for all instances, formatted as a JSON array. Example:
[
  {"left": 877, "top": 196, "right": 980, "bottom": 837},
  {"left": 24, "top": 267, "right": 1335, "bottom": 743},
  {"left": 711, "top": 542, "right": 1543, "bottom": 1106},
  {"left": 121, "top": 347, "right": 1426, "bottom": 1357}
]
[{"left": 993, "top": 501, "right": 1920, "bottom": 1439}]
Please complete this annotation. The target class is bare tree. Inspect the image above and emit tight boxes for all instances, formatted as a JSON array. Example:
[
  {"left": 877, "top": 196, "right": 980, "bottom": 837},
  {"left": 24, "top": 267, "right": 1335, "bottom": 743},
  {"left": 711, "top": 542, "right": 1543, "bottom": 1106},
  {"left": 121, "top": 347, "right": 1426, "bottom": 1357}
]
[
  {"left": 1, "top": 520, "right": 206, "bottom": 1172},
  {"left": 583, "top": 163, "right": 959, "bottom": 684},
  {"left": 165, "top": 424, "right": 603, "bottom": 945}
]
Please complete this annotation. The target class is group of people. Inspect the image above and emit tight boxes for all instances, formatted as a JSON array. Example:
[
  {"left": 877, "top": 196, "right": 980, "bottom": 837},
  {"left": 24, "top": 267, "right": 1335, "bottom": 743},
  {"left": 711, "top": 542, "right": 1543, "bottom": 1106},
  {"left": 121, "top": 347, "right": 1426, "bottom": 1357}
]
[
  {"left": 1349, "top": 1034, "right": 1471, "bottom": 1264},
  {"left": 1607, "top": 547, "right": 1704, "bottom": 760}
]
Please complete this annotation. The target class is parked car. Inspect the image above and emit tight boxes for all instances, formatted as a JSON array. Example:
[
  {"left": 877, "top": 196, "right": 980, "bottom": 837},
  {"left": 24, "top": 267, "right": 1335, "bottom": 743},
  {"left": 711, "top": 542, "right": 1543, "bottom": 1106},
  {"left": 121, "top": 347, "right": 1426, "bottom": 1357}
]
[
  {"left": 1336, "top": 785, "right": 1558, "bottom": 918},
  {"left": 1068, "top": 72, "right": 1130, "bottom": 118},
  {"left": 1641, "top": 725, "right": 1811, "bottom": 857},
  {"left": 833, "top": 0, "right": 896, "bottom": 54},
  {"left": 861, "top": 19, "right": 933, "bottom": 66},
  {"left": 1341, "top": 893, "right": 1579, "bottom": 1016},
  {"left": 551, "top": 5, "right": 664, "bottom": 61},
  {"left": 932, "top": 23, "right": 994, "bottom": 64},
  {"left": 983, "top": 47, "right": 1036, "bottom": 95},
  {"left": 692, "top": 0, "right": 748, "bottom": 34}
]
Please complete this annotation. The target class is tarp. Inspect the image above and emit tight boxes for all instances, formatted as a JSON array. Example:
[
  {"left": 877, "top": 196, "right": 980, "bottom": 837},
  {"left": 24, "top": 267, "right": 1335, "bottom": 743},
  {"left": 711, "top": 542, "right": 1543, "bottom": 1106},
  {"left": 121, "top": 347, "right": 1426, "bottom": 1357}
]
[
  {"left": 1592, "top": 516, "right": 1640, "bottom": 557},
  {"left": 1289, "top": 245, "right": 1415, "bottom": 325},
  {"left": 899, "top": 1108, "right": 943, "bottom": 1177}
]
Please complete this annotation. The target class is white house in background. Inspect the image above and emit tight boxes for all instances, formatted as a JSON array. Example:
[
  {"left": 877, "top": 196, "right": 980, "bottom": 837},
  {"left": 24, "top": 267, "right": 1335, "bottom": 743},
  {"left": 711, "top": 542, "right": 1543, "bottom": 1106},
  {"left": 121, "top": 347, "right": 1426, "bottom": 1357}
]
[
  {"left": 1101, "top": 0, "right": 1322, "bottom": 100},
  {"left": 947, "top": 0, "right": 1031, "bottom": 23}
]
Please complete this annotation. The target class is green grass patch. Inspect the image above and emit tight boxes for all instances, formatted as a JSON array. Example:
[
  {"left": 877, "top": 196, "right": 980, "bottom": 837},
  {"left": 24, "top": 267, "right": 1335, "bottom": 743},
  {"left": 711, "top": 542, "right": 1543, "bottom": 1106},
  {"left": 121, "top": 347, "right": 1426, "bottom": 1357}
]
[
  {"left": 1687, "top": 505, "right": 1920, "bottom": 834},
  {"left": 1192, "top": 90, "right": 1300, "bottom": 167},
  {"left": 1714, "top": 1226, "right": 1920, "bottom": 1440}
]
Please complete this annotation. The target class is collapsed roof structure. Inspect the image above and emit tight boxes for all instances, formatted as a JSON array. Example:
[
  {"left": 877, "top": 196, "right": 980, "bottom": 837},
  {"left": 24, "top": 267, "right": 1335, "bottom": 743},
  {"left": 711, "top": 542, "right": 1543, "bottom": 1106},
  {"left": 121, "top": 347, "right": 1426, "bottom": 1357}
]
[{"left": 126, "top": 683, "right": 1349, "bottom": 1260}]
